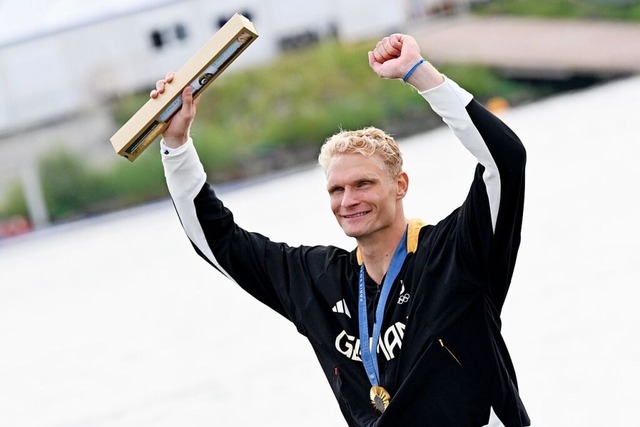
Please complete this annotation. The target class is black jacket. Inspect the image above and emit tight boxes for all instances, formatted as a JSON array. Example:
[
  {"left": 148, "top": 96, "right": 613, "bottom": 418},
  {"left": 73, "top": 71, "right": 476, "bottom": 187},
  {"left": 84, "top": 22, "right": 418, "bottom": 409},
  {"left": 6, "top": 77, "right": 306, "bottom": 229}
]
[{"left": 162, "top": 77, "right": 530, "bottom": 427}]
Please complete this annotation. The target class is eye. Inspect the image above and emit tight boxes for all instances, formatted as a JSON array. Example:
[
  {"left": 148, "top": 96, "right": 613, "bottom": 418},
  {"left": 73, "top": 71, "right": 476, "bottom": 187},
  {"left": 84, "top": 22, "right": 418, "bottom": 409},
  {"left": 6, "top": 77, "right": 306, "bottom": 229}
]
[{"left": 328, "top": 186, "right": 344, "bottom": 195}]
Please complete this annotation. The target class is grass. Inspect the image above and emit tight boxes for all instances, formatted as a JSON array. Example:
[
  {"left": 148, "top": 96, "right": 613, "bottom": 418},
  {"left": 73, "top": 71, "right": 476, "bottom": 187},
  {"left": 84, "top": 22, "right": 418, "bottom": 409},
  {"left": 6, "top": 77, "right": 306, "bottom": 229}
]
[{"left": 472, "top": 0, "right": 640, "bottom": 21}]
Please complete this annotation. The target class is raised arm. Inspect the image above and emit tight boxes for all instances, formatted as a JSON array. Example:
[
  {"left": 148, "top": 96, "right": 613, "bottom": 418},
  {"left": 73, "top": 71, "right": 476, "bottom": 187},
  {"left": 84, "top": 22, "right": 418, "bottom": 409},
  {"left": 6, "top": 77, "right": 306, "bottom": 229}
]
[
  {"left": 370, "top": 34, "right": 526, "bottom": 311},
  {"left": 153, "top": 74, "right": 307, "bottom": 323},
  {"left": 368, "top": 33, "right": 443, "bottom": 91},
  {"left": 368, "top": 33, "right": 521, "bottom": 230}
]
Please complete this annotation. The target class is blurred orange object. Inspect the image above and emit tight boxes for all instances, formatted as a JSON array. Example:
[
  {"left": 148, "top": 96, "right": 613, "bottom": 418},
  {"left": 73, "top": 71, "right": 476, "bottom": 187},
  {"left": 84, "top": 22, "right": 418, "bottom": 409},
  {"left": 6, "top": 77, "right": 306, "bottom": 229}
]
[{"left": 486, "top": 96, "right": 510, "bottom": 114}]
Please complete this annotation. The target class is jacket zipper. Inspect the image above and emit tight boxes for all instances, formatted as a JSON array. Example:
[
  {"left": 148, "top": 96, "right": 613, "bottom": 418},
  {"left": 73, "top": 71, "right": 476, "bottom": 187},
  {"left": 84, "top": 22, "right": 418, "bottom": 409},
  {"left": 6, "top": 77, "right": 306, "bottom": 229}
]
[{"left": 439, "top": 338, "right": 462, "bottom": 366}]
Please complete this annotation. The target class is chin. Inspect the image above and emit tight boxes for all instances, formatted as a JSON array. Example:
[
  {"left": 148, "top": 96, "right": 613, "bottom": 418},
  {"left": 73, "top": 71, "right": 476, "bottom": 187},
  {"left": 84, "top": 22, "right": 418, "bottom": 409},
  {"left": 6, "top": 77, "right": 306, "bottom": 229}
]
[
  {"left": 337, "top": 217, "right": 371, "bottom": 239},
  {"left": 338, "top": 224, "right": 361, "bottom": 238},
  {"left": 341, "top": 224, "right": 370, "bottom": 239}
]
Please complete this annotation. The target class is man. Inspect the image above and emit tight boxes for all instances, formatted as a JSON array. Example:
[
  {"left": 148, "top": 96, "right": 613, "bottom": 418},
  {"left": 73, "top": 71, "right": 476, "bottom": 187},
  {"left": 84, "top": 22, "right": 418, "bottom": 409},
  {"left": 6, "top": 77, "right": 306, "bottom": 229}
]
[{"left": 152, "top": 34, "right": 530, "bottom": 426}]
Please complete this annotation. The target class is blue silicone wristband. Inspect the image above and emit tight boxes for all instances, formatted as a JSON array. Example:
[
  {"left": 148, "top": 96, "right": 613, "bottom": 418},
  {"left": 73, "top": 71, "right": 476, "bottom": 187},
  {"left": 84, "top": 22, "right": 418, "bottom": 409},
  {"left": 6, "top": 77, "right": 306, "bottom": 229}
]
[{"left": 402, "top": 58, "right": 426, "bottom": 83}]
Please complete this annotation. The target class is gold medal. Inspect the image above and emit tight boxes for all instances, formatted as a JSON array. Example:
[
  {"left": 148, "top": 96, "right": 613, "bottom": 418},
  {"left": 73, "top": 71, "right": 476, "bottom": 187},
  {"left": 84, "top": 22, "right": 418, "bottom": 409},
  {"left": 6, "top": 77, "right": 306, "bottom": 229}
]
[{"left": 370, "top": 386, "right": 391, "bottom": 413}]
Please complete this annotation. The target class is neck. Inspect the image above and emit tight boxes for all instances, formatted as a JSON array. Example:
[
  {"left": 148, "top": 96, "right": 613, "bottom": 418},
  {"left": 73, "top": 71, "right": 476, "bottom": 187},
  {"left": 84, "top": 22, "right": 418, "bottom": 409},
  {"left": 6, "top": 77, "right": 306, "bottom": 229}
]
[{"left": 358, "top": 220, "right": 407, "bottom": 284}]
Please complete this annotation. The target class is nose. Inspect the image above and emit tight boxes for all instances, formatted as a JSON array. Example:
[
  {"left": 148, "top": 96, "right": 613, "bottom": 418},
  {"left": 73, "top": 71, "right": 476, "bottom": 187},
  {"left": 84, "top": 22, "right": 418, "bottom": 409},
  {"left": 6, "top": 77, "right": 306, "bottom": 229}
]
[{"left": 341, "top": 187, "right": 359, "bottom": 208}]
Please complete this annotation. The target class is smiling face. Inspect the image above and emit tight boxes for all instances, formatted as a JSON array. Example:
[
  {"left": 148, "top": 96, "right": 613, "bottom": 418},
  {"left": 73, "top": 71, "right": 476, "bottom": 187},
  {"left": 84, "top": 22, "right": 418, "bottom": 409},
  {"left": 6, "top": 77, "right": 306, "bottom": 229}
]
[{"left": 325, "top": 153, "right": 408, "bottom": 241}]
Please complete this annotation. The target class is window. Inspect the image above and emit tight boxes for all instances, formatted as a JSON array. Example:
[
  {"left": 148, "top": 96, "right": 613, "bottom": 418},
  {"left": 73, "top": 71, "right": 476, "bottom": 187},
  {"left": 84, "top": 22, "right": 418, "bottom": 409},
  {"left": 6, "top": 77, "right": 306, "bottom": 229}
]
[
  {"left": 150, "top": 23, "right": 189, "bottom": 50},
  {"left": 175, "top": 23, "right": 187, "bottom": 40},
  {"left": 150, "top": 30, "right": 164, "bottom": 49}
]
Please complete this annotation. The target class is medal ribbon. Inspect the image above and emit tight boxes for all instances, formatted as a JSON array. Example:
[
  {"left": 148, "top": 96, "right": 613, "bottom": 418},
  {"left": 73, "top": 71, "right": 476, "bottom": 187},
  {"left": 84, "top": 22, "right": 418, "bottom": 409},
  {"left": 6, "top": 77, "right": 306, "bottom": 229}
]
[{"left": 358, "top": 227, "right": 408, "bottom": 388}]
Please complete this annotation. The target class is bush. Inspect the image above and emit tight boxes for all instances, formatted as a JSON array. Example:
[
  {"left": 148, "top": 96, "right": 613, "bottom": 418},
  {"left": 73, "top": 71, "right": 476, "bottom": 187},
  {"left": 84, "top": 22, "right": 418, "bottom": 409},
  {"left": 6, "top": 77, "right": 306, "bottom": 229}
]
[
  {"left": 0, "top": 180, "right": 28, "bottom": 218},
  {"left": 39, "top": 148, "right": 105, "bottom": 221},
  {"left": 38, "top": 147, "right": 167, "bottom": 222}
]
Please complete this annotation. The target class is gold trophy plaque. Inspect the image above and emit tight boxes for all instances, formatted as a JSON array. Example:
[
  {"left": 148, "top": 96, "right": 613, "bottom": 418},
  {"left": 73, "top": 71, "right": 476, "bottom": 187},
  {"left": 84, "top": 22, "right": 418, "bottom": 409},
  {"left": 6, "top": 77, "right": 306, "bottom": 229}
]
[{"left": 110, "top": 13, "right": 258, "bottom": 161}]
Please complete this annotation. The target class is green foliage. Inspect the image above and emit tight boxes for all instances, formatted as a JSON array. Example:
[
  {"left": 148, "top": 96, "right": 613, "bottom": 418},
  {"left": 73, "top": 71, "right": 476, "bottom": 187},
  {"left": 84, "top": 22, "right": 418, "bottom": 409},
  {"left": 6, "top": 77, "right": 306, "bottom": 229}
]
[
  {"left": 112, "top": 93, "right": 150, "bottom": 126},
  {"left": 39, "top": 148, "right": 104, "bottom": 220},
  {"left": 187, "top": 39, "right": 437, "bottom": 180},
  {"left": 0, "top": 39, "right": 530, "bottom": 222},
  {"left": 438, "top": 64, "right": 544, "bottom": 104},
  {"left": 0, "top": 181, "right": 28, "bottom": 218},
  {"left": 103, "top": 149, "right": 168, "bottom": 207},
  {"left": 196, "top": 41, "right": 379, "bottom": 144},
  {"left": 37, "top": 147, "right": 167, "bottom": 222},
  {"left": 472, "top": 0, "right": 640, "bottom": 21}
]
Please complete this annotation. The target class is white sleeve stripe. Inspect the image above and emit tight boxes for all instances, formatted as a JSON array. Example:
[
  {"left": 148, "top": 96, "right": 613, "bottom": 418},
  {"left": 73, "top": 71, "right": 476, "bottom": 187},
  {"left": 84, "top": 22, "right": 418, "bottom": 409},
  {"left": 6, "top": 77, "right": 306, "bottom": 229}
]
[
  {"left": 162, "top": 139, "right": 238, "bottom": 283},
  {"left": 420, "top": 77, "right": 501, "bottom": 232},
  {"left": 177, "top": 198, "right": 238, "bottom": 284},
  {"left": 482, "top": 161, "right": 501, "bottom": 232}
]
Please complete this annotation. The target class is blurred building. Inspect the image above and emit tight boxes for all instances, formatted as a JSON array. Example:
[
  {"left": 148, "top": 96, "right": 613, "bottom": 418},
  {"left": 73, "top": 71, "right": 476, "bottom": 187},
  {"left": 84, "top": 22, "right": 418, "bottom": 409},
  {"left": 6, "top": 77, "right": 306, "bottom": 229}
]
[
  {"left": 0, "top": 0, "right": 454, "bottom": 136},
  {"left": 0, "top": 0, "right": 468, "bottom": 229}
]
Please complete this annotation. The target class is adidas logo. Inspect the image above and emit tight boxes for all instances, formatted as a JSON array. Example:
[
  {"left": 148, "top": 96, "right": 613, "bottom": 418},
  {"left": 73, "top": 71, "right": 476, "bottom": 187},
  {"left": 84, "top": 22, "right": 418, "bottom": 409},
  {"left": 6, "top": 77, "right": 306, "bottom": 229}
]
[{"left": 332, "top": 299, "right": 351, "bottom": 318}]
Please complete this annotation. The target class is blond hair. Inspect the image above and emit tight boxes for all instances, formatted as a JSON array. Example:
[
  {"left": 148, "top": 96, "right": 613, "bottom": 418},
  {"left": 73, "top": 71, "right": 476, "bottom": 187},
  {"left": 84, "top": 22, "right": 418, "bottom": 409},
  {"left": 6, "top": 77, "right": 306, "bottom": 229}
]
[{"left": 318, "top": 127, "right": 403, "bottom": 176}]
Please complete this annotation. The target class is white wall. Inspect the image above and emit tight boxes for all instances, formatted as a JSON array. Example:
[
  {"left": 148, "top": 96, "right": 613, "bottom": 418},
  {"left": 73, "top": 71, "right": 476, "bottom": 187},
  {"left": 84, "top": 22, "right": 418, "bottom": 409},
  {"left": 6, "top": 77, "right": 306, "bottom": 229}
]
[
  {"left": 0, "top": 38, "right": 77, "bottom": 131},
  {"left": 0, "top": 0, "right": 412, "bottom": 135}
]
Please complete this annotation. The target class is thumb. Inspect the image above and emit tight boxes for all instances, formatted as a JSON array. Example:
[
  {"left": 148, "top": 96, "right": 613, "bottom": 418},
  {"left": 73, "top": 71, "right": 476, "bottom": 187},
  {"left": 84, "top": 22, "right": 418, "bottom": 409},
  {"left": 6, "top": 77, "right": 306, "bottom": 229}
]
[
  {"left": 162, "top": 86, "right": 197, "bottom": 147},
  {"left": 176, "top": 86, "right": 197, "bottom": 123}
]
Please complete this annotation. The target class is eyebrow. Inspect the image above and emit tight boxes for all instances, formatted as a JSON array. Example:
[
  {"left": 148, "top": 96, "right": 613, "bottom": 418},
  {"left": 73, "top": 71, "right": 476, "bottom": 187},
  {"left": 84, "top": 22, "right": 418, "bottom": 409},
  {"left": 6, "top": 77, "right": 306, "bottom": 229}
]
[{"left": 327, "top": 175, "right": 380, "bottom": 192}]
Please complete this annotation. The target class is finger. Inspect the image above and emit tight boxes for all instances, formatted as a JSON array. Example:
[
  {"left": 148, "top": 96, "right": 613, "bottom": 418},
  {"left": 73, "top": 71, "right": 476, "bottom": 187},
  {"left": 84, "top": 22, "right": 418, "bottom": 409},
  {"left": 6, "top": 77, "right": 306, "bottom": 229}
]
[
  {"left": 177, "top": 86, "right": 197, "bottom": 120},
  {"left": 367, "top": 50, "right": 376, "bottom": 66},
  {"left": 372, "top": 44, "right": 386, "bottom": 63},
  {"left": 165, "top": 72, "right": 175, "bottom": 83},
  {"left": 382, "top": 37, "right": 401, "bottom": 58},
  {"left": 368, "top": 50, "right": 381, "bottom": 72},
  {"left": 155, "top": 79, "right": 166, "bottom": 94},
  {"left": 380, "top": 42, "right": 393, "bottom": 59},
  {"left": 389, "top": 34, "right": 404, "bottom": 53},
  {"left": 374, "top": 43, "right": 395, "bottom": 62},
  {"left": 182, "top": 86, "right": 193, "bottom": 111}
]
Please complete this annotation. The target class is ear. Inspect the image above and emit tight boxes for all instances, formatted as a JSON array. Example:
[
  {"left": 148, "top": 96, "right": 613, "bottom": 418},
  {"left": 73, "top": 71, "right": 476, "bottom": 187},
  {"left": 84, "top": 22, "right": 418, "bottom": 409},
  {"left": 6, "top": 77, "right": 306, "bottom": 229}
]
[{"left": 396, "top": 171, "right": 409, "bottom": 199}]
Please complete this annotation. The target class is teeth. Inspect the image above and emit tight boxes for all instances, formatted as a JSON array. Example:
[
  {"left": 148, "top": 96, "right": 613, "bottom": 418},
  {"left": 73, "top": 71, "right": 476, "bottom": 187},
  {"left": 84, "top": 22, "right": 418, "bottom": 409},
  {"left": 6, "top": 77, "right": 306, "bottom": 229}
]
[{"left": 345, "top": 212, "right": 367, "bottom": 219}]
